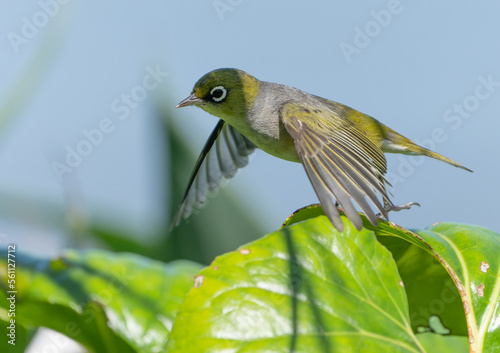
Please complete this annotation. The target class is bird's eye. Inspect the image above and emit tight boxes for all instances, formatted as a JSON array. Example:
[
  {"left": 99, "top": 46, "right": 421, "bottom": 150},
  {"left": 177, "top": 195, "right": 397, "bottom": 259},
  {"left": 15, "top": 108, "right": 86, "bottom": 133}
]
[{"left": 210, "top": 86, "right": 227, "bottom": 103}]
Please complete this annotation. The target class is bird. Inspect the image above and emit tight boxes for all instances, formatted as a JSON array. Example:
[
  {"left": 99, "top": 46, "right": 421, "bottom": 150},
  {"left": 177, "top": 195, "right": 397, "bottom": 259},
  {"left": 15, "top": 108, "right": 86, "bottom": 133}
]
[{"left": 172, "top": 68, "right": 472, "bottom": 232}]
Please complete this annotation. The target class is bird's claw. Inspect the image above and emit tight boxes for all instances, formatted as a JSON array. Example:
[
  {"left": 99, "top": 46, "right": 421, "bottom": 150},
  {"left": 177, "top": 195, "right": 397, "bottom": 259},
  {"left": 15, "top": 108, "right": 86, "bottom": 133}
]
[
  {"left": 386, "top": 202, "right": 420, "bottom": 213},
  {"left": 376, "top": 201, "right": 420, "bottom": 219}
]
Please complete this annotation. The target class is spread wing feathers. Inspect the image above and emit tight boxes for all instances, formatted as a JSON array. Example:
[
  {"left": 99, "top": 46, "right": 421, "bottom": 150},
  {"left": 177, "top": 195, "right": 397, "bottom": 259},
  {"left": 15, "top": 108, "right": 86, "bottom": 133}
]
[
  {"left": 171, "top": 119, "right": 256, "bottom": 228},
  {"left": 281, "top": 103, "right": 392, "bottom": 232}
]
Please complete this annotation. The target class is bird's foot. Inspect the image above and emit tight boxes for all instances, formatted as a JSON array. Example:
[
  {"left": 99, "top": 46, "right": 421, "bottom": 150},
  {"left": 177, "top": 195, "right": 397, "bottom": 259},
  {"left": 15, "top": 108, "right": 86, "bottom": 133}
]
[
  {"left": 386, "top": 202, "right": 420, "bottom": 213},
  {"left": 376, "top": 201, "right": 420, "bottom": 219}
]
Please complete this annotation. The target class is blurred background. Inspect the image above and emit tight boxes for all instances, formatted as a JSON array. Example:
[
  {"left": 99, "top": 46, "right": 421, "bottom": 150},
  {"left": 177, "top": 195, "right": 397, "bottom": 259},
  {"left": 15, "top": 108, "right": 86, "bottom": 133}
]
[{"left": 1, "top": 1, "right": 499, "bottom": 264}]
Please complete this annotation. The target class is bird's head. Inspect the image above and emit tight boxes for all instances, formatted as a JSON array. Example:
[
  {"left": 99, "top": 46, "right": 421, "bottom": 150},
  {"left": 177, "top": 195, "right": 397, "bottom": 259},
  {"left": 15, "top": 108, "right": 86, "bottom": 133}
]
[{"left": 176, "top": 68, "right": 260, "bottom": 123}]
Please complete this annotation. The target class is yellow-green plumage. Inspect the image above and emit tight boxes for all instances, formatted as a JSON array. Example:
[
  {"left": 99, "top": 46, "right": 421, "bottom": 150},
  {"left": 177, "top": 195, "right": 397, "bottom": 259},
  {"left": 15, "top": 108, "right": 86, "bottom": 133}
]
[{"left": 174, "top": 68, "right": 472, "bottom": 231}]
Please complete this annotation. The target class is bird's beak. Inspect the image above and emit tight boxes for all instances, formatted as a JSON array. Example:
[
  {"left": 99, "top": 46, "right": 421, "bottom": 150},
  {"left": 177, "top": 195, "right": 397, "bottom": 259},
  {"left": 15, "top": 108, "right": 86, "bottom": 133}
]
[{"left": 176, "top": 93, "right": 203, "bottom": 108}]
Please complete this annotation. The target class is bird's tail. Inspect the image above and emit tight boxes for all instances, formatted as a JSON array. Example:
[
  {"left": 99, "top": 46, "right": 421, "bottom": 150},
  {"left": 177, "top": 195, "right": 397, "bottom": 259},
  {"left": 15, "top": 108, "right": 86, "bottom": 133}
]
[
  {"left": 412, "top": 144, "right": 472, "bottom": 172},
  {"left": 382, "top": 130, "right": 473, "bottom": 172}
]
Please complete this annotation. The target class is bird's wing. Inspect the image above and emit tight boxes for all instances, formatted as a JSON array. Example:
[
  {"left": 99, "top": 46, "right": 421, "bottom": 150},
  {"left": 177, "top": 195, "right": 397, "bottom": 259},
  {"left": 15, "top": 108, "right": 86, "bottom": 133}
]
[
  {"left": 171, "top": 119, "right": 256, "bottom": 228},
  {"left": 280, "top": 102, "right": 391, "bottom": 231}
]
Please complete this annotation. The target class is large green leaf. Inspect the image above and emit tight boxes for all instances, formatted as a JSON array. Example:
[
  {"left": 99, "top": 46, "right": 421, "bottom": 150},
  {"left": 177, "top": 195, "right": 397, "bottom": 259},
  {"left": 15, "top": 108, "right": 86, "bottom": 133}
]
[
  {"left": 0, "top": 249, "right": 203, "bottom": 353},
  {"left": 374, "top": 233, "right": 467, "bottom": 336},
  {"left": 370, "top": 220, "right": 499, "bottom": 352},
  {"left": 287, "top": 205, "right": 500, "bottom": 352},
  {"left": 410, "top": 223, "right": 500, "bottom": 353},
  {"left": 166, "top": 214, "right": 435, "bottom": 352},
  {"left": 283, "top": 206, "right": 467, "bottom": 335}
]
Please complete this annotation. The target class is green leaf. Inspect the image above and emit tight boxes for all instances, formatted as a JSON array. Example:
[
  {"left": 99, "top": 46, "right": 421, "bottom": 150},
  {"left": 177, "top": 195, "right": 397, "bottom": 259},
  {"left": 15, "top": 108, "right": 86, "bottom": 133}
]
[
  {"left": 0, "top": 250, "right": 203, "bottom": 353},
  {"left": 166, "top": 214, "right": 429, "bottom": 352},
  {"left": 376, "top": 235, "right": 467, "bottom": 335},
  {"left": 291, "top": 205, "right": 500, "bottom": 352},
  {"left": 281, "top": 203, "right": 326, "bottom": 227},
  {"left": 367, "top": 219, "right": 499, "bottom": 352},
  {"left": 285, "top": 206, "right": 466, "bottom": 334},
  {"left": 416, "top": 333, "right": 469, "bottom": 353},
  {"left": 411, "top": 223, "right": 500, "bottom": 353}
]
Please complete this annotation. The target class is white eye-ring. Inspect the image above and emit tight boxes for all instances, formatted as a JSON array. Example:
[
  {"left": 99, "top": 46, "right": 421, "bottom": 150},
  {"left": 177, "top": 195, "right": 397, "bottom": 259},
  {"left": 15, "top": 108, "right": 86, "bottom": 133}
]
[{"left": 210, "top": 86, "right": 227, "bottom": 102}]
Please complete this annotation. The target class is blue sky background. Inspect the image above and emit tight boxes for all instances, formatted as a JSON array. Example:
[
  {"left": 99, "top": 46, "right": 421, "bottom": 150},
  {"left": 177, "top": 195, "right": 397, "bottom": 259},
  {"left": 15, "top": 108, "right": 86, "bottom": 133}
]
[{"left": 1, "top": 1, "right": 499, "bottom": 257}]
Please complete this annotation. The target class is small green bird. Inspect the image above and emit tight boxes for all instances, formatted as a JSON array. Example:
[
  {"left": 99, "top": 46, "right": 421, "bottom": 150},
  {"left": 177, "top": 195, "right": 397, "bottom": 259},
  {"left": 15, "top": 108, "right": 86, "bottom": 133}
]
[{"left": 173, "top": 68, "right": 472, "bottom": 232}]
